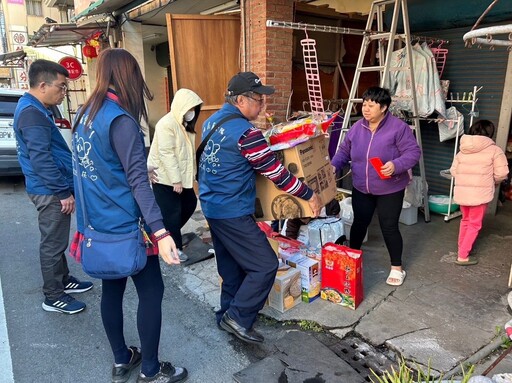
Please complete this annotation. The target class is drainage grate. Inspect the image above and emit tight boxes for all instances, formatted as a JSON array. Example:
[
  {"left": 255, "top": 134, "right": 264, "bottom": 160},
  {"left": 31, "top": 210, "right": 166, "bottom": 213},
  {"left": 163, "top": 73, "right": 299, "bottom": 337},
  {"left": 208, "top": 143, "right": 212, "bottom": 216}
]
[{"left": 325, "top": 335, "right": 398, "bottom": 382}]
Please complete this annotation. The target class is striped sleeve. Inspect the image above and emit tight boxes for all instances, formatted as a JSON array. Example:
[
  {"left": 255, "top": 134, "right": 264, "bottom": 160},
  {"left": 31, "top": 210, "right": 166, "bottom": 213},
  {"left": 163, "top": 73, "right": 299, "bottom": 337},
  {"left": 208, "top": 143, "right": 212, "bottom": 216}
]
[{"left": 239, "top": 127, "right": 313, "bottom": 201}]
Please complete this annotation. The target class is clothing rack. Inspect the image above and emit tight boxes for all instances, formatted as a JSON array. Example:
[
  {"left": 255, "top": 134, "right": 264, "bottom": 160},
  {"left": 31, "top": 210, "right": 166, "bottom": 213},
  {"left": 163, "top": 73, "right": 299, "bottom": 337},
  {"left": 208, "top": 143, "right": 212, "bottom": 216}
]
[
  {"left": 266, "top": 20, "right": 364, "bottom": 36},
  {"left": 407, "top": 34, "right": 449, "bottom": 45}
]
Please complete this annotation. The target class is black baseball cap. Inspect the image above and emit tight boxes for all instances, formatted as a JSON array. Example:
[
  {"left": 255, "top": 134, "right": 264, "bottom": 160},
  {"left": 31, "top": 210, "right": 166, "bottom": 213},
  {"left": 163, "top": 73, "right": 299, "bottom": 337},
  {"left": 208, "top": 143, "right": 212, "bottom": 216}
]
[{"left": 227, "top": 72, "right": 275, "bottom": 96}]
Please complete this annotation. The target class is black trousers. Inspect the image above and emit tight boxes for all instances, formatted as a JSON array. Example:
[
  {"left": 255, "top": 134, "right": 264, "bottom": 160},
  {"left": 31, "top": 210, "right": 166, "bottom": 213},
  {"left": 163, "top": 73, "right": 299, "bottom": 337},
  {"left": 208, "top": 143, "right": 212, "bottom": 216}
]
[
  {"left": 207, "top": 215, "right": 279, "bottom": 329},
  {"left": 101, "top": 256, "right": 164, "bottom": 377},
  {"left": 350, "top": 188, "right": 405, "bottom": 267},
  {"left": 152, "top": 183, "right": 197, "bottom": 249}
]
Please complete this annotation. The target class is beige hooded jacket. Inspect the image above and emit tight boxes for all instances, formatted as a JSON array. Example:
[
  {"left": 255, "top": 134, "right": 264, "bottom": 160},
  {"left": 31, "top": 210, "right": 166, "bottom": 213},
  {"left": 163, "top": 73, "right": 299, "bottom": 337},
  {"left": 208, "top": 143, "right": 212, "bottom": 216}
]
[
  {"left": 450, "top": 134, "right": 509, "bottom": 206},
  {"left": 148, "top": 89, "right": 203, "bottom": 189}
]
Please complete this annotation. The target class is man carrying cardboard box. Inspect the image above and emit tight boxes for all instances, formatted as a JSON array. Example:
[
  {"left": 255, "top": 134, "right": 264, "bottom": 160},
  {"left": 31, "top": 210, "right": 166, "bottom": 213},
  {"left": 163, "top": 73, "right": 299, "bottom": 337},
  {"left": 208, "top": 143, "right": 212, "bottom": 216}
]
[{"left": 197, "top": 72, "right": 322, "bottom": 344}]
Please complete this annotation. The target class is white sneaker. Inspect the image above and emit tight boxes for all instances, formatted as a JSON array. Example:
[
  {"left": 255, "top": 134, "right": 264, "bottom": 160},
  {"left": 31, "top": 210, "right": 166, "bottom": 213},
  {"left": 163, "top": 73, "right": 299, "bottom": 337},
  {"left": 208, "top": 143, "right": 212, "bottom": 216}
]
[{"left": 177, "top": 250, "right": 189, "bottom": 263}]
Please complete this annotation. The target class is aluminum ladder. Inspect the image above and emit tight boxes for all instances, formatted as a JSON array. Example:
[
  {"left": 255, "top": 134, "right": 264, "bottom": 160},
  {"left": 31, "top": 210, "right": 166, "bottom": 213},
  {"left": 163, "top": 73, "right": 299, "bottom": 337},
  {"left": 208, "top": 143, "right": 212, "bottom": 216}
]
[{"left": 337, "top": 0, "right": 430, "bottom": 221}]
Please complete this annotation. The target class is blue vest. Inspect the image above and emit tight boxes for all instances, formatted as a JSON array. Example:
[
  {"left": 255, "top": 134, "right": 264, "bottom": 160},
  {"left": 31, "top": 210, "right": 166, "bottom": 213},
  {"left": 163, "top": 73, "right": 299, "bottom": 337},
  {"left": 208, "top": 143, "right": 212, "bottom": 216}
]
[
  {"left": 74, "top": 99, "right": 143, "bottom": 234},
  {"left": 13, "top": 93, "right": 73, "bottom": 195},
  {"left": 198, "top": 103, "right": 256, "bottom": 219}
]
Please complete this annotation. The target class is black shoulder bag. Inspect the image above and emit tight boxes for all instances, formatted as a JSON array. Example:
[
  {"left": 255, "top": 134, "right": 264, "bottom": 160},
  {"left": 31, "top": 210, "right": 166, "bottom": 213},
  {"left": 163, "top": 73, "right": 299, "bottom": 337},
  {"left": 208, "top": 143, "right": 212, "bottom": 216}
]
[{"left": 196, "top": 114, "right": 239, "bottom": 180}]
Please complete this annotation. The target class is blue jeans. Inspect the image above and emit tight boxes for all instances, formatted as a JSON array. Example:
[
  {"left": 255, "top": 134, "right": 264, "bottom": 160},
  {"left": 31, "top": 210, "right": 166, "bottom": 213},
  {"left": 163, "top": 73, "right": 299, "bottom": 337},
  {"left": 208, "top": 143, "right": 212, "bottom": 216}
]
[{"left": 28, "top": 194, "right": 71, "bottom": 300}]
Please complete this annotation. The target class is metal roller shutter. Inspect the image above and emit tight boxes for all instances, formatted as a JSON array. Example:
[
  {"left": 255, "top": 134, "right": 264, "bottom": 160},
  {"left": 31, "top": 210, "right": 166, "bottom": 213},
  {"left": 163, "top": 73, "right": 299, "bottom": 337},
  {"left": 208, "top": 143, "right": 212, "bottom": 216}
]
[{"left": 416, "top": 25, "right": 507, "bottom": 195}]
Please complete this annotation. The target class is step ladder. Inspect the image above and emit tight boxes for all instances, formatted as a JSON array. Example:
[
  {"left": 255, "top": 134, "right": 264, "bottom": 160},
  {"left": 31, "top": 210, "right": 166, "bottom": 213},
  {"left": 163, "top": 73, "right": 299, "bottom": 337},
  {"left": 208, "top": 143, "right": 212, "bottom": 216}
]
[{"left": 338, "top": 0, "right": 430, "bottom": 221}]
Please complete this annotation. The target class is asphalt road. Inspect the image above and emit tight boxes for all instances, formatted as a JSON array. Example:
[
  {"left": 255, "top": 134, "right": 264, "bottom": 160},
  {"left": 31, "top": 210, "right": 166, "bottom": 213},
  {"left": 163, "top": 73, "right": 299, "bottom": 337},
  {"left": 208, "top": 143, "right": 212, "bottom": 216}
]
[{"left": 0, "top": 176, "right": 253, "bottom": 383}]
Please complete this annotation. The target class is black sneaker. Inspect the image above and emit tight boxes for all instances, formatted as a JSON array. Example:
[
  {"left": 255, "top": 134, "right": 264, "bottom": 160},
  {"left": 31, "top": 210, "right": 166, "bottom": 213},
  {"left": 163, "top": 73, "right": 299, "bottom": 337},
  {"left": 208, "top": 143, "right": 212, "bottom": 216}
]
[
  {"left": 42, "top": 293, "right": 86, "bottom": 314},
  {"left": 64, "top": 276, "right": 93, "bottom": 294},
  {"left": 112, "top": 346, "right": 142, "bottom": 383},
  {"left": 136, "top": 362, "right": 188, "bottom": 383}
]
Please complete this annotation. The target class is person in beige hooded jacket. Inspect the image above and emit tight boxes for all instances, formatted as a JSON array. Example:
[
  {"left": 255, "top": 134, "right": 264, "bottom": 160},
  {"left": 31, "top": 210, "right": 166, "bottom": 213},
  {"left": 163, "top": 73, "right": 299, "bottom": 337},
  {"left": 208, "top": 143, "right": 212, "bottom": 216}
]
[
  {"left": 450, "top": 120, "right": 509, "bottom": 265},
  {"left": 148, "top": 88, "right": 203, "bottom": 262}
]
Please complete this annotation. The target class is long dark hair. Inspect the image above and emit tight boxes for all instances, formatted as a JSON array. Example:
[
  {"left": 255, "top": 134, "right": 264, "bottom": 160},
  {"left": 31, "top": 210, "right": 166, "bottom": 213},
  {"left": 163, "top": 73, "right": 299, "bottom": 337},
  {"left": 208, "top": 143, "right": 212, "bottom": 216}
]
[{"left": 73, "top": 48, "right": 153, "bottom": 131}]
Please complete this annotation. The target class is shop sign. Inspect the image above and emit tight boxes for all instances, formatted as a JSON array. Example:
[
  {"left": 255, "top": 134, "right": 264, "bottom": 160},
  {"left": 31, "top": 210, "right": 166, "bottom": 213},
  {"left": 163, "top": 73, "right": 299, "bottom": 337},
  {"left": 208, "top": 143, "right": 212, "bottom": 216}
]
[
  {"left": 10, "top": 26, "right": 27, "bottom": 52},
  {"left": 59, "top": 56, "right": 83, "bottom": 81},
  {"left": 15, "top": 69, "right": 29, "bottom": 90}
]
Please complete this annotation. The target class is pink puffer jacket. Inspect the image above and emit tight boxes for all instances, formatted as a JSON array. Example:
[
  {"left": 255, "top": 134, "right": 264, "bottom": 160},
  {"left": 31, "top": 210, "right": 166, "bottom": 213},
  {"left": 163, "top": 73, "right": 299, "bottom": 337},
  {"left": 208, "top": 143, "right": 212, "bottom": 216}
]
[{"left": 450, "top": 135, "right": 509, "bottom": 206}]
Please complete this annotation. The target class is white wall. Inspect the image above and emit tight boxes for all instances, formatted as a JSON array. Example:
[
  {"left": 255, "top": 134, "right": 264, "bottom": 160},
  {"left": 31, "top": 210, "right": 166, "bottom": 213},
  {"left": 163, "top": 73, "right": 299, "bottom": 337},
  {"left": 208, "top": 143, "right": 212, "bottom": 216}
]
[{"left": 143, "top": 42, "right": 168, "bottom": 139}]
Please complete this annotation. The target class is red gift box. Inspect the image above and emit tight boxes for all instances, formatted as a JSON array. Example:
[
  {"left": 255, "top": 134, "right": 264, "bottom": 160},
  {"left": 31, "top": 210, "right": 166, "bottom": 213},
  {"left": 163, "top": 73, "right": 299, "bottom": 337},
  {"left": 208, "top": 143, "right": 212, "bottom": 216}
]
[{"left": 321, "top": 243, "right": 363, "bottom": 310}]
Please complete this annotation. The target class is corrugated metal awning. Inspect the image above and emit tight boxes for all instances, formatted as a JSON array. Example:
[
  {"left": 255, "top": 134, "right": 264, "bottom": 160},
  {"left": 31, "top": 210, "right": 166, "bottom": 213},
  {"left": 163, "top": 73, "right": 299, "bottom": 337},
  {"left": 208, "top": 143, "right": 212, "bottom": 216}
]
[
  {"left": 27, "top": 23, "right": 110, "bottom": 47},
  {"left": 0, "top": 50, "right": 26, "bottom": 68},
  {"left": 72, "top": 0, "right": 132, "bottom": 21}
]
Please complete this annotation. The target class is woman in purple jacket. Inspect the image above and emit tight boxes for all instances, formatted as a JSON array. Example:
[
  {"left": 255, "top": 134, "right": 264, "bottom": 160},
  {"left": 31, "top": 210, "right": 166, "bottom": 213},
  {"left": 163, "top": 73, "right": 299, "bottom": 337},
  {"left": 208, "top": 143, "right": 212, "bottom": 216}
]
[{"left": 331, "top": 87, "right": 421, "bottom": 286}]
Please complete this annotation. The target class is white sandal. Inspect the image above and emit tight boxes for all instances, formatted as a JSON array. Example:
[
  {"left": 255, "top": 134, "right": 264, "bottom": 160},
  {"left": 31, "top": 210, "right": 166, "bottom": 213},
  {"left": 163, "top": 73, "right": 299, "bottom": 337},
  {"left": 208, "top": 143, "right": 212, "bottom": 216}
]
[{"left": 386, "top": 269, "right": 406, "bottom": 286}]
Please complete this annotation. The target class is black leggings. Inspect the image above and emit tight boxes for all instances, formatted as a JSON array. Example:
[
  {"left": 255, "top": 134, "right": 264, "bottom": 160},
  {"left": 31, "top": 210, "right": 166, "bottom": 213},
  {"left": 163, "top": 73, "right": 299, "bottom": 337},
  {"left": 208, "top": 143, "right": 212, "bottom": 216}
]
[
  {"left": 101, "top": 256, "right": 164, "bottom": 377},
  {"left": 152, "top": 183, "right": 197, "bottom": 249},
  {"left": 350, "top": 188, "right": 405, "bottom": 267}
]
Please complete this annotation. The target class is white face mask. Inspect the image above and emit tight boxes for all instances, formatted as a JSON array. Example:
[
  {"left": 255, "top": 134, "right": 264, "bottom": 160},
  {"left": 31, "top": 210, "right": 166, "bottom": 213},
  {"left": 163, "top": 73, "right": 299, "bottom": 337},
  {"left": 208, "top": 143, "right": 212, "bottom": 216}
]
[{"left": 184, "top": 110, "right": 195, "bottom": 122}]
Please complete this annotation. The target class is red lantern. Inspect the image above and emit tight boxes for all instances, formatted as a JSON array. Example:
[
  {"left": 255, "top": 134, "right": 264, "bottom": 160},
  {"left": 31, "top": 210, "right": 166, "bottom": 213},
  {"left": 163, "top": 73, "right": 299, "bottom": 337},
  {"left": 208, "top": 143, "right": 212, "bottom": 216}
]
[{"left": 82, "top": 44, "right": 98, "bottom": 59}]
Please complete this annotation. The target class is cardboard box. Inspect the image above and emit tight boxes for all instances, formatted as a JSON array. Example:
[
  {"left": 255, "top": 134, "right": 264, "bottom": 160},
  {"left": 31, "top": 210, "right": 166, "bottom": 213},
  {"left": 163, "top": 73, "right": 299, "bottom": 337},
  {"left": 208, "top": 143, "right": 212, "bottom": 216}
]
[
  {"left": 286, "top": 254, "right": 321, "bottom": 303},
  {"left": 255, "top": 135, "right": 337, "bottom": 221},
  {"left": 321, "top": 244, "right": 363, "bottom": 310},
  {"left": 267, "top": 267, "right": 302, "bottom": 313}
]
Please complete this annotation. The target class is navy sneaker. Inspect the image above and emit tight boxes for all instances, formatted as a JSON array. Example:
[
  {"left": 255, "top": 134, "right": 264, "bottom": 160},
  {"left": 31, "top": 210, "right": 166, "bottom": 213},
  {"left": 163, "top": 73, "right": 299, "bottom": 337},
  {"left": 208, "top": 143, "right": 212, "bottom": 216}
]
[
  {"left": 64, "top": 276, "right": 93, "bottom": 294},
  {"left": 42, "top": 293, "right": 86, "bottom": 314}
]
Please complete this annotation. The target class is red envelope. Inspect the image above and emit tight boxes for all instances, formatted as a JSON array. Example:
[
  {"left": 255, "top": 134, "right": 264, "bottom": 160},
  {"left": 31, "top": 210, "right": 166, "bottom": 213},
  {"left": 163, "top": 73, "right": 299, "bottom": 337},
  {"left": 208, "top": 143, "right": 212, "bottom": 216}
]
[{"left": 369, "top": 157, "right": 391, "bottom": 179}]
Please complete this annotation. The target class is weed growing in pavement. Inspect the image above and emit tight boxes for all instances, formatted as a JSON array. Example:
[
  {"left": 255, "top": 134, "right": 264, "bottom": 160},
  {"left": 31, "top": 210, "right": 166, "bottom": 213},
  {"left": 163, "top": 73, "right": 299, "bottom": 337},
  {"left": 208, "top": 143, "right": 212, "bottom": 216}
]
[
  {"left": 259, "top": 316, "right": 324, "bottom": 333},
  {"left": 369, "top": 357, "right": 474, "bottom": 383},
  {"left": 298, "top": 320, "right": 324, "bottom": 332},
  {"left": 495, "top": 325, "right": 512, "bottom": 349}
]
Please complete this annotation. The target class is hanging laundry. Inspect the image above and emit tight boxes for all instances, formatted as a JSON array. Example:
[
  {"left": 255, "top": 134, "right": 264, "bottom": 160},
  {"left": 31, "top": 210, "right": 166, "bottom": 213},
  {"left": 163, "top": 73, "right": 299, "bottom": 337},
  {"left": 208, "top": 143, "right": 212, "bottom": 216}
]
[
  {"left": 385, "top": 42, "right": 446, "bottom": 118},
  {"left": 421, "top": 42, "right": 447, "bottom": 117}
]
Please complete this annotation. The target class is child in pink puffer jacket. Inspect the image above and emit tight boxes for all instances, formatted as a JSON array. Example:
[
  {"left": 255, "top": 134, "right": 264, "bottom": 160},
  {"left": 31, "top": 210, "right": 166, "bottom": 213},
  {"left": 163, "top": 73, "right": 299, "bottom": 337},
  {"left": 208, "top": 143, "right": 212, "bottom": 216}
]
[{"left": 450, "top": 120, "right": 509, "bottom": 265}]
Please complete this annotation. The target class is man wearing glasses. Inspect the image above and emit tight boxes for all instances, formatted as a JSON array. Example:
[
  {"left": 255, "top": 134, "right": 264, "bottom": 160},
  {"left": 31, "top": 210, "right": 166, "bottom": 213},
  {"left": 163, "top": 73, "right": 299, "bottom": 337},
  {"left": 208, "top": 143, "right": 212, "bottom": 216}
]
[
  {"left": 198, "top": 72, "right": 322, "bottom": 344},
  {"left": 14, "top": 59, "right": 92, "bottom": 315}
]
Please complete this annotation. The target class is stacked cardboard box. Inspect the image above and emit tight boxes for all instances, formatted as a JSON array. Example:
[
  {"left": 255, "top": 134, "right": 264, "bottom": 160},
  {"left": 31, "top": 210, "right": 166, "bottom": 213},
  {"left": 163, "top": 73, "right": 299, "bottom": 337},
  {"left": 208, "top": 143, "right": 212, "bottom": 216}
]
[
  {"left": 255, "top": 135, "right": 336, "bottom": 221},
  {"left": 267, "top": 267, "right": 302, "bottom": 313},
  {"left": 286, "top": 254, "right": 321, "bottom": 303}
]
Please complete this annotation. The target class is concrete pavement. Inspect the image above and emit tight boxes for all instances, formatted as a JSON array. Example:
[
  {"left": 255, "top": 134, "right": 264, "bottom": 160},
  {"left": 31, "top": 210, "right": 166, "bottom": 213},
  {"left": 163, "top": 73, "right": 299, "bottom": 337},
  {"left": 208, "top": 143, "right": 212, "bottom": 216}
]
[{"left": 176, "top": 201, "right": 512, "bottom": 381}]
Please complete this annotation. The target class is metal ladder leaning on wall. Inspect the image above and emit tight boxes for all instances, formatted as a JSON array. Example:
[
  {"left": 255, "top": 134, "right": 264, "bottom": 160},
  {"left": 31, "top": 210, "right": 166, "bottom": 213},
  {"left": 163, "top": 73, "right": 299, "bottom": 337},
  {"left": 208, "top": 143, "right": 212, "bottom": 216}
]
[{"left": 338, "top": 0, "right": 430, "bottom": 221}]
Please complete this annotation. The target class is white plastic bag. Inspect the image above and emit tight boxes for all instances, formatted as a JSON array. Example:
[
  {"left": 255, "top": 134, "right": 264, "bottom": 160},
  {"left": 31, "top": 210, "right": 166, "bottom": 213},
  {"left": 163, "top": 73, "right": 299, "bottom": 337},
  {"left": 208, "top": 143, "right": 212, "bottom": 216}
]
[
  {"left": 404, "top": 176, "right": 426, "bottom": 208},
  {"left": 307, "top": 217, "right": 344, "bottom": 248},
  {"left": 438, "top": 106, "right": 464, "bottom": 142},
  {"left": 339, "top": 197, "right": 354, "bottom": 224}
]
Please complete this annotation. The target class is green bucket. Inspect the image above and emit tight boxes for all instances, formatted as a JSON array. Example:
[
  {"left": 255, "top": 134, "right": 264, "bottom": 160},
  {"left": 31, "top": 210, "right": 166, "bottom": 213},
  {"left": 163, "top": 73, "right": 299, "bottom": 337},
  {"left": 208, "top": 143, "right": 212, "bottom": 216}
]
[{"left": 428, "top": 195, "right": 460, "bottom": 214}]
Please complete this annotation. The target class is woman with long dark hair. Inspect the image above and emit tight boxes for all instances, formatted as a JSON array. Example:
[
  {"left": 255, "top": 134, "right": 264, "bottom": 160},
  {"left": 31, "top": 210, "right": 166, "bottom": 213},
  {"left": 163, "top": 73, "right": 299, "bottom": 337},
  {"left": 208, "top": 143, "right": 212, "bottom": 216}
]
[{"left": 73, "top": 48, "right": 188, "bottom": 383}]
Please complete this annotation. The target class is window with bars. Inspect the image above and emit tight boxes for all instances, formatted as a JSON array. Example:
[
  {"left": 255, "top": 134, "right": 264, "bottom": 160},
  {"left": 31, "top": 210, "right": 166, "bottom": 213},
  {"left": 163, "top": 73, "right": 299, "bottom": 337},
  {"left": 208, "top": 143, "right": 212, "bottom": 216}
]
[{"left": 26, "top": 0, "right": 43, "bottom": 17}]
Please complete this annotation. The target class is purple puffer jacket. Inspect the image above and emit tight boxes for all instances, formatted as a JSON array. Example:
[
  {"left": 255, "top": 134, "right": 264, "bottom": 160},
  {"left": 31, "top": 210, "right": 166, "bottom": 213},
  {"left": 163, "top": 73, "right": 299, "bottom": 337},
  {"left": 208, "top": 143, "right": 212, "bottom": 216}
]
[{"left": 331, "top": 112, "right": 421, "bottom": 195}]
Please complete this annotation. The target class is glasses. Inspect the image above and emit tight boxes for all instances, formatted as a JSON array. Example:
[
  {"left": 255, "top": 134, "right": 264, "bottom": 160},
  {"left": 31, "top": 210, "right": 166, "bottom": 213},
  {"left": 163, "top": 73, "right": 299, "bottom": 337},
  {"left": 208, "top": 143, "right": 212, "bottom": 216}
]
[
  {"left": 244, "top": 95, "right": 265, "bottom": 105},
  {"left": 47, "top": 83, "right": 68, "bottom": 93}
]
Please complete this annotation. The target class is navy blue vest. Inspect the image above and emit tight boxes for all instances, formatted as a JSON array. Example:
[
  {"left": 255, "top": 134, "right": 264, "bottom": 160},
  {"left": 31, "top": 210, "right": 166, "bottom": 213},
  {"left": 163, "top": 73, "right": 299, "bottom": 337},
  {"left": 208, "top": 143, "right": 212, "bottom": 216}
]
[
  {"left": 14, "top": 93, "right": 73, "bottom": 195},
  {"left": 198, "top": 103, "right": 257, "bottom": 219},
  {"left": 74, "top": 98, "right": 143, "bottom": 234}
]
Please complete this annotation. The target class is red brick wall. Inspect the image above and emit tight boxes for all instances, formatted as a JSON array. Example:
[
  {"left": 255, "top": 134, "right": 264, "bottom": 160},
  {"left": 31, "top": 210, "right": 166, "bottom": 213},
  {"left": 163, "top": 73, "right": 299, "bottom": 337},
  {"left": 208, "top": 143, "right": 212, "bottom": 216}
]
[{"left": 244, "top": 0, "right": 294, "bottom": 127}]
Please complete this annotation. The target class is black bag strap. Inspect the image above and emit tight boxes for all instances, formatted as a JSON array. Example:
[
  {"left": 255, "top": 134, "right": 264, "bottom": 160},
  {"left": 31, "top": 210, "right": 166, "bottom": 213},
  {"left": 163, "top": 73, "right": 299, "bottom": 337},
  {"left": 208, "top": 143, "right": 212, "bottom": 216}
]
[{"left": 196, "top": 114, "right": 239, "bottom": 177}]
